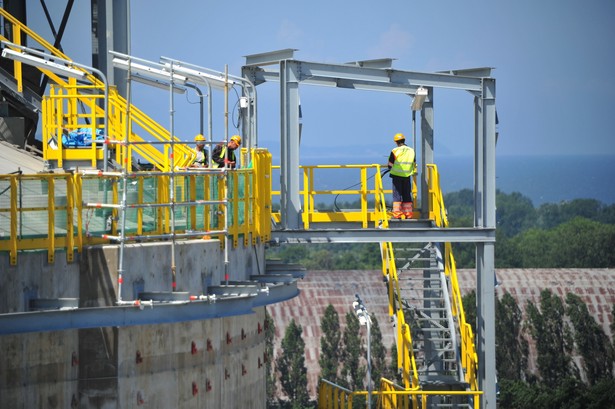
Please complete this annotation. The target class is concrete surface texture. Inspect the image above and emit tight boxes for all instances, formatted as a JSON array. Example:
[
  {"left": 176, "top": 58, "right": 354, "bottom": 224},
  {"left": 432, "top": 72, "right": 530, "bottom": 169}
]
[{"left": 0, "top": 239, "right": 268, "bottom": 408}]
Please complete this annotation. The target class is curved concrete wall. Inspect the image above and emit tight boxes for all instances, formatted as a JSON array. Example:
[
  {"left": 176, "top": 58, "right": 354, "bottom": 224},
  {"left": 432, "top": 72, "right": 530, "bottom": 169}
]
[{"left": 0, "top": 238, "right": 268, "bottom": 408}]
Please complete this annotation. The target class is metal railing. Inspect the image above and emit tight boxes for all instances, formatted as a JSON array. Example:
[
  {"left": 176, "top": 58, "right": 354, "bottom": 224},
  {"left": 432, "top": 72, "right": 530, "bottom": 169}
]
[
  {"left": 1, "top": 8, "right": 195, "bottom": 171},
  {"left": 271, "top": 164, "right": 421, "bottom": 228},
  {"left": 317, "top": 378, "right": 482, "bottom": 409},
  {"left": 0, "top": 149, "right": 271, "bottom": 265},
  {"left": 426, "top": 164, "right": 479, "bottom": 391},
  {"left": 317, "top": 165, "right": 481, "bottom": 409},
  {"left": 377, "top": 379, "right": 482, "bottom": 409}
]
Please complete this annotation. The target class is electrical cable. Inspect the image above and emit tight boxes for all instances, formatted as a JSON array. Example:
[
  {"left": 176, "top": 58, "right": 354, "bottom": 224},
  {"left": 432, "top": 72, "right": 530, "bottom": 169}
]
[
  {"left": 333, "top": 167, "right": 391, "bottom": 212},
  {"left": 231, "top": 87, "right": 242, "bottom": 131}
]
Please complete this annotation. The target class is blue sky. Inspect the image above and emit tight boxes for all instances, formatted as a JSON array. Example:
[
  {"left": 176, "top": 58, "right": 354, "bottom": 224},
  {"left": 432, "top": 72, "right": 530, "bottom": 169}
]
[{"left": 25, "top": 0, "right": 615, "bottom": 164}]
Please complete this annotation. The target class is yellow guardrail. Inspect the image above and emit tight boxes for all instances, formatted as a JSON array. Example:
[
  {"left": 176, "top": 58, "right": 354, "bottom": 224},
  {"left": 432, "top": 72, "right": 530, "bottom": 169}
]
[
  {"left": 377, "top": 378, "right": 482, "bottom": 409},
  {"left": 317, "top": 163, "right": 421, "bottom": 407},
  {"left": 426, "top": 164, "right": 479, "bottom": 391},
  {"left": 0, "top": 149, "right": 271, "bottom": 265},
  {"left": 317, "top": 378, "right": 482, "bottom": 409},
  {"left": 1, "top": 8, "right": 194, "bottom": 172},
  {"left": 271, "top": 164, "right": 420, "bottom": 229},
  {"left": 43, "top": 84, "right": 196, "bottom": 171},
  {"left": 318, "top": 164, "right": 480, "bottom": 408},
  {"left": 271, "top": 164, "right": 421, "bottom": 228}
]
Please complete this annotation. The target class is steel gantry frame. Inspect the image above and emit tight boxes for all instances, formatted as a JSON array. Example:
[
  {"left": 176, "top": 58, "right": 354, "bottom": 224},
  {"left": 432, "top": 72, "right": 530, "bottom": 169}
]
[{"left": 242, "top": 49, "right": 497, "bottom": 409}]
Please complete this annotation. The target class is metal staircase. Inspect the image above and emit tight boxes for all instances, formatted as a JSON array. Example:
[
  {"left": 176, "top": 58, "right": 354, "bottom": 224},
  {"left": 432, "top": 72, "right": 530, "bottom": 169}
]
[{"left": 396, "top": 242, "right": 471, "bottom": 408}]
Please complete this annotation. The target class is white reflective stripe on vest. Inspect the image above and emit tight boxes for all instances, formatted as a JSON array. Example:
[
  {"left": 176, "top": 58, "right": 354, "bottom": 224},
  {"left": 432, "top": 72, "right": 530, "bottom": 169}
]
[{"left": 390, "top": 145, "right": 416, "bottom": 177}]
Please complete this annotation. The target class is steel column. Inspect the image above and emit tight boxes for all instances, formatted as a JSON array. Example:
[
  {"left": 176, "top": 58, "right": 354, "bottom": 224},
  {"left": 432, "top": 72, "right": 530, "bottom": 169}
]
[
  {"left": 420, "top": 92, "right": 434, "bottom": 214},
  {"left": 280, "top": 60, "right": 302, "bottom": 229},
  {"left": 475, "top": 78, "right": 497, "bottom": 409}
]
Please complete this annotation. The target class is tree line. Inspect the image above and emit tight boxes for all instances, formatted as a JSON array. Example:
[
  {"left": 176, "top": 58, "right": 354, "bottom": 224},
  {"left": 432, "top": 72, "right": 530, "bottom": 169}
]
[
  {"left": 266, "top": 305, "right": 395, "bottom": 408},
  {"left": 267, "top": 191, "right": 615, "bottom": 269},
  {"left": 464, "top": 288, "right": 615, "bottom": 408},
  {"left": 266, "top": 289, "right": 615, "bottom": 408}
]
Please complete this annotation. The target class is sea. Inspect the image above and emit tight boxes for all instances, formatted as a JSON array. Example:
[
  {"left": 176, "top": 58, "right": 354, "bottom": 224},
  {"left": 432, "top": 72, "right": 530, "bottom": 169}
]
[{"left": 275, "top": 154, "right": 615, "bottom": 207}]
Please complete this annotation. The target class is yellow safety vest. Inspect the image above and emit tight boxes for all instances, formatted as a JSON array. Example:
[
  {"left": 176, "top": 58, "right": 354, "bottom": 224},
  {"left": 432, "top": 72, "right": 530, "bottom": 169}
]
[{"left": 390, "top": 145, "right": 416, "bottom": 177}]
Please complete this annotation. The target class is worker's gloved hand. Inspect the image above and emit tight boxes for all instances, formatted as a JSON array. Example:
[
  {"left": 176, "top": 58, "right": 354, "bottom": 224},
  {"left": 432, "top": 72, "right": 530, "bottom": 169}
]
[{"left": 224, "top": 159, "right": 235, "bottom": 165}]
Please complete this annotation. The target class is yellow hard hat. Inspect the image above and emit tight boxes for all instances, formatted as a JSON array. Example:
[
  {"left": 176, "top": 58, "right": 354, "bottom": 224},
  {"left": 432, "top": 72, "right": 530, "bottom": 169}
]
[
  {"left": 393, "top": 133, "right": 405, "bottom": 142},
  {"left": 195, "top": 134, "right": 206, "bottom": 142},
  {"left": 231, "top": 135, "right": 242, "bottom": 145}
]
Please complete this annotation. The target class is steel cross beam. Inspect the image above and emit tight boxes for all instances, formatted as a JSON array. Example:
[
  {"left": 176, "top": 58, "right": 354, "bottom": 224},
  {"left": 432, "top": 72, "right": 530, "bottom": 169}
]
[
  {"left": 243, "top": 51, "right": 497, "bottom": 409},
  {"left": 271, "top": 227, "right": 495, "bottom": 244}
]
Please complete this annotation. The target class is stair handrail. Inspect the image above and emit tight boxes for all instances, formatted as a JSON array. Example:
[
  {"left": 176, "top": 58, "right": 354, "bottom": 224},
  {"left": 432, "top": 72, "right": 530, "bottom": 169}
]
[
  {"left": 0, "top": 9, "right": 194, "bottom": 171},
  {"left": 373, "top": 164, "right": 420, "bottom": 390},
  {"left": 426, "top": 164, "right": 479, "bottom": 390}
]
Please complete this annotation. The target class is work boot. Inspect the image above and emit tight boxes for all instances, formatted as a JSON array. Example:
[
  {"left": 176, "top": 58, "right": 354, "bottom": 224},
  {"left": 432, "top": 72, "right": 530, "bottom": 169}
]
[
  {"left": 402, "top": 202, "right": 413, "bottom": 219},
  {"left": 391, "top": 201, "right": 403, "bottom": 219}
]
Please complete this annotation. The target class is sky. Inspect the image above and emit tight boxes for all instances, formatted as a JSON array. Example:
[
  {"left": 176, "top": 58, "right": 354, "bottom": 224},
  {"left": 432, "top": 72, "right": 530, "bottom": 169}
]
[{"left": 24, "top": 0, "right": 615, "bottom": 165}]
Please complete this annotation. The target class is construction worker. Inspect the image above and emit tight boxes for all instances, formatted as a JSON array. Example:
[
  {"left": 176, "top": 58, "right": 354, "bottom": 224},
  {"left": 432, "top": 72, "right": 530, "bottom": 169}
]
[
  {"left": 190, "top": 134, "right": 208, "bottom": 167},
  {"left": 388, "top": 132, "right": 417, "bottom": 219},
  {"left": 212, "top": 135, "right": 241, "bottom": 169}
]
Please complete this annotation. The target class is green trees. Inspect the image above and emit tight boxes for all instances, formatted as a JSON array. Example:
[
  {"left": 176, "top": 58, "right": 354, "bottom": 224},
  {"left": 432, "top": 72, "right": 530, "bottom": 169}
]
[
  {"left": 319, "top": 305, "right": 341, "bottom": 384},
  {"left": 565, "top": 293, "right": 613, "bottom": 385},
  {"left": 277, "top": 319, "right": 310, "bottom": 408},
  {"left": 369, "top": 315, "right": 387, "bottom": 389},
  {"left": 462, "top": 288, "right": 615, "bottom": 409},
  {"left": 495, "top": 292, "right": 528, "bottom": 381},
  {"left": 268, "top": 192, "right": 615, "bottom": 269},
  {"left": 508, "top": 218, "right": 615, "bottom": 268},
  {"left": 443, "top": 190, "right": 615, "bottom": 268},
  {"left": 267, "top": 243, "right": 382, "bottom": 270},
  {"left": 526, "top": 289, "right": 577, "bottom": 388},
  {"left": 341, "top": 311, "right": 366, "bottom": 391}
]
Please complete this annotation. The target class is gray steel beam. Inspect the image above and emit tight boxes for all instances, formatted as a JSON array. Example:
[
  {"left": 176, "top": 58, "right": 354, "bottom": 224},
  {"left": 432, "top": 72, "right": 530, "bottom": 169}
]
[
  {"left": 420, "top": 94, "right": 434, "bottom": 215},
  {"left": 248, "top": 60, "right": 483, "bottom": 92},
  {"left": 280, "top": 60, "right": 302, "bottom": 229},
  {"left": 271, "top": 227, "right": 495, "bottom": 244},
  {"left": 244, "top": 49, "right": 297, "bottom": 66},
  {"left": 476, "top": 78, "right": 497, "bottom": 409},
  {"left": 91, "top": 0, "right": 128, "bottom": 97}
]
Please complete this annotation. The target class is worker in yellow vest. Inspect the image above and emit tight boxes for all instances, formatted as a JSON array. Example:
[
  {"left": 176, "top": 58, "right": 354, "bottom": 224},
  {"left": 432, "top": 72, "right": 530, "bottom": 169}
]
[
  {"left": 212, "top": 135, "right": 241, "bottom": 169},
  {"left": 190, "top": 134, "right": 208, "bottom": 167},
  {"left": 388, "top": 133, "right": 417, "bottom": 219}
]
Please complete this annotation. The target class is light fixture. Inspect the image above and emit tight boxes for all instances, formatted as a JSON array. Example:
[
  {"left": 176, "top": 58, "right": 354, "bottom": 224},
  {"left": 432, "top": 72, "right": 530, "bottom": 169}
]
[
  {"left": 131, "top": 74, "right": 186, "bottom": 94},
  {"left": 411, "top": 86, "right": 428, "bottom": 111},
  {"left": 2, "top": 48, "right": 86, "bottom": 79},
  {"left": 161, "top": 62, "right": 234, "bottom": 90},
  {"left": 352, "top": 294, "right": 372, "bottom": 408},
  {"left": 112, "top": 58, "right": 187, "bottom": 84}
]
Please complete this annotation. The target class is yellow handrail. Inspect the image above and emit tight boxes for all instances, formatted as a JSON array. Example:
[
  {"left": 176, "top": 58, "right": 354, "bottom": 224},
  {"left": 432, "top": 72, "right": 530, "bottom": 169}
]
[
  {"left": 317, "top": 378, "right": 482, "bottom": 409},
  {"left": 272, "top": 164, "right": 398, "bottom": 228},
  {"left": 0, "top": 150, "right": 271, "bottom": 265},
  {"left": 0, "top": 8, "right": 195, "bottom": 172},
  {"left": 426, "top": 164, "right": 479, "bottom": 391},
  {"left": 377, "top": 378, "right": 482, "bottom": 409}
]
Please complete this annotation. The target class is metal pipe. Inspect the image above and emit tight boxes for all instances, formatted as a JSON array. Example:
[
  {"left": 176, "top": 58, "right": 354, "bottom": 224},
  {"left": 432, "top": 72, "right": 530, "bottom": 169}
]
[
  {"left": 80, "top": 168, "right": 229, "bottom": 177},
  {"left": 224, "top": 64, "right": 230, "bottom": 285},
  {"left": 102, "top": 229, "right": 228, "bottom": 242},
  {"left": 117, "top": 57, "right": 132, "bottom": 304},
  {"left": 85, "top": 199, "right": 228, "bottom": 210},
  {"left": 168, "top": 60, "right": 177, "bottom": 292}
]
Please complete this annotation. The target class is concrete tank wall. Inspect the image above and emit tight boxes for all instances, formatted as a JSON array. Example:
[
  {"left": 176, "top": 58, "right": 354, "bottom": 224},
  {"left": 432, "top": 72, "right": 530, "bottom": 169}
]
[{"left": 0, "top": 238, "right": 268, "bottom": 408}]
